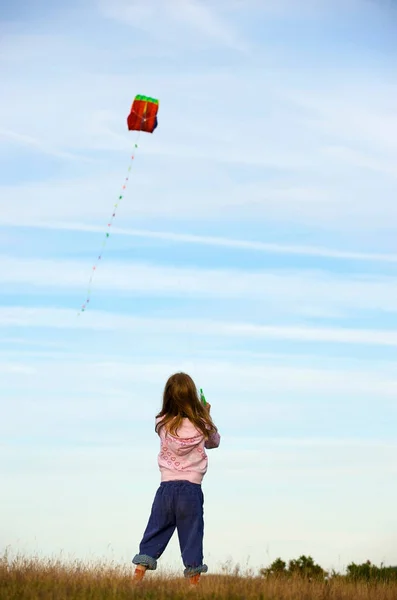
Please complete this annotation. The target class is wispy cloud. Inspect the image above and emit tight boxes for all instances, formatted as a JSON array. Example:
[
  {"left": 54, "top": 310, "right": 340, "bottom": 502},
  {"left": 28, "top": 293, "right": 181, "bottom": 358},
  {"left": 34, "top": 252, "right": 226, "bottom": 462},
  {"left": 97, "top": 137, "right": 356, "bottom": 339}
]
[
  {"left": 0, "top": 363, "right": 36, "bottom": 375},
  {"left": 167, "top": 0, "right": 247, "bottom": 50},
  {"left": 1, "top": 173, "right": 395, "bottom": 231},
  {"left": 323, "top": 144, "right": 397, "bottom": 179},
  {"left": 294, "top": 87, "right": 397, "bottom": 153},
  {"left": 0, "top": 129, "right": 94, "bottom": 162},
  {"left": 1, "top": 307, "right": 397, "bottom": 348},
  {"left": 99, "top": 0, "right": 247, "bottom": 51},
  {"left": 220, "top": 0, "right": 365, "bottom": 16},
  {"left": 2, "top": 255, "right": 397, "bottom": 313},
  {"left": 16, "top": 221, "right": 397, "bottom": 264},
  {"left": 1, "top": 350, "right": 396, "bottom": 404}
]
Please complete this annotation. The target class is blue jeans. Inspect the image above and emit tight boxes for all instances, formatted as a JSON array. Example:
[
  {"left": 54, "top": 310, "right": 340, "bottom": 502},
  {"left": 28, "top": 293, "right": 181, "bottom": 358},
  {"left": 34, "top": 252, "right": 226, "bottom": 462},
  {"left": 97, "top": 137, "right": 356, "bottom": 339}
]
[{"left": 132, "top": 480, "right": 208, "bottom": 576}]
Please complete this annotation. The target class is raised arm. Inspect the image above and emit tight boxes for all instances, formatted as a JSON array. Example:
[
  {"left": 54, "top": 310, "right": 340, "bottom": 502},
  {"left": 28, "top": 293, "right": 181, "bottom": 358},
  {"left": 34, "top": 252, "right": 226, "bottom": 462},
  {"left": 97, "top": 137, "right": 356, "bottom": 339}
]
[
  {"left": 202, "top": 399, "right": 220, "bottom": 449},
  {"left": 205, "top": 429, "right": 221, "bottom": 449}
]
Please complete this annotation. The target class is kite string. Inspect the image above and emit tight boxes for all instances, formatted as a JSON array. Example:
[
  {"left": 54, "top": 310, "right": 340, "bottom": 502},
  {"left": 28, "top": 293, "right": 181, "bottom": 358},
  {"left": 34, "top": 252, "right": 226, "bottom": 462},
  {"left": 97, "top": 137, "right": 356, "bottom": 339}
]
[{"left": 78, "top": 131, "right": 141, "bottom": 315}]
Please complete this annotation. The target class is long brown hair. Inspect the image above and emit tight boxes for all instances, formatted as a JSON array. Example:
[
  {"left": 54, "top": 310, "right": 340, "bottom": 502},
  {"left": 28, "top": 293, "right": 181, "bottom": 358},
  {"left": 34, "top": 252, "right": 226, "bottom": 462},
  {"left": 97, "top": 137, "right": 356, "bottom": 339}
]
[{"left": 155, "top": 372, "right": 218, "bottom": 439}]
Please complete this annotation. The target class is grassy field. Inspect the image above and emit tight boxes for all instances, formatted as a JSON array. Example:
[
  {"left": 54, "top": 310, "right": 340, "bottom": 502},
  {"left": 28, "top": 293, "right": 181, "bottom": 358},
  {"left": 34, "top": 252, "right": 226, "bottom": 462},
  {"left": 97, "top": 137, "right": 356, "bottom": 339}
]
[{"left": 1, "top": 555, "right": 397, "bottom": 600}]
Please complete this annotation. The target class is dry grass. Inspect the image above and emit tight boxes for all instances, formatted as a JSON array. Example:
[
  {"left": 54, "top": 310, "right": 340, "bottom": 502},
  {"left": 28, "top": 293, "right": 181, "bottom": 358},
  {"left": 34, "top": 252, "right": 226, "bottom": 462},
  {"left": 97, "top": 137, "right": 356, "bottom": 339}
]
[{"left": 1, "top": 554, "right": 397, "bottom": 600}]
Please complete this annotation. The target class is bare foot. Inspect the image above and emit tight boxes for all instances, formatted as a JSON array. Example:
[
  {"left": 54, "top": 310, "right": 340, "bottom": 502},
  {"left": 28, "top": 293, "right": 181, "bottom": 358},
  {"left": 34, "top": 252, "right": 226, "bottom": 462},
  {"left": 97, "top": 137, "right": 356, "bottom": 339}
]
[{"left": 132, "top": 565, "right": 147, "bottom": 584}]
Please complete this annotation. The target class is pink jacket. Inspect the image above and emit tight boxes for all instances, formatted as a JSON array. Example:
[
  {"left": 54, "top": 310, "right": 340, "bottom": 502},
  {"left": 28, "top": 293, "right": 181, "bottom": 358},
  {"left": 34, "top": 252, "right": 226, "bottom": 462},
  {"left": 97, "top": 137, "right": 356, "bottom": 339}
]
[{"left": 156, "top": 416, "right": 221, "bottom": 484}]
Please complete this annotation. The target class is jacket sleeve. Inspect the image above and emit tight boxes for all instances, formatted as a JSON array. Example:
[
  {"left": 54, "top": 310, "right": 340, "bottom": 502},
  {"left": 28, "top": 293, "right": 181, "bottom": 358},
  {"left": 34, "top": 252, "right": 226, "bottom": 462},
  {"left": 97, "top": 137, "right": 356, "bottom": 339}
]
[{"left": 204, "top": 430, "right": 221, "bottom": 449}]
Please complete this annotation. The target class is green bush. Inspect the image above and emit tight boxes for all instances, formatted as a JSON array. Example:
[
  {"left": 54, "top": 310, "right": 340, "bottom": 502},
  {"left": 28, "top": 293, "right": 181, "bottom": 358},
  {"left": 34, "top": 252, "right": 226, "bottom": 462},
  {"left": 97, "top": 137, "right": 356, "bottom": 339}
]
[
  {"left": 346, "top": 560, "right": 397, "bottom": 583},
  {"left": 260, "top": 556, "right": 397, "bottom": 583},
  {"left": 260, "top": 555, "right": 326, "bottom": 580}
]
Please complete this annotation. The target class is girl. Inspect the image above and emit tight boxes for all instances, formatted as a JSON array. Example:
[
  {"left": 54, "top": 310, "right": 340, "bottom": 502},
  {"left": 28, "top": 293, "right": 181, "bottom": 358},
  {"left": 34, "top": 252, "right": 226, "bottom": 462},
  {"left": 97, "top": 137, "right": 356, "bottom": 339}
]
[{"left": 132, "top": 372, "right": 221, "bottom": 587}]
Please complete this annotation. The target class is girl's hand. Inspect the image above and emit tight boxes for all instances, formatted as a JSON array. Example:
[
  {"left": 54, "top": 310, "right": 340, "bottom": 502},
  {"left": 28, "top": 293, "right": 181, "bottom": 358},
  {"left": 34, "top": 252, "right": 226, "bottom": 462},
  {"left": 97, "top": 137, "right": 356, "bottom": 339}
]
[{"left": 204, "top": 402, "right": 211, "bottom": 413}]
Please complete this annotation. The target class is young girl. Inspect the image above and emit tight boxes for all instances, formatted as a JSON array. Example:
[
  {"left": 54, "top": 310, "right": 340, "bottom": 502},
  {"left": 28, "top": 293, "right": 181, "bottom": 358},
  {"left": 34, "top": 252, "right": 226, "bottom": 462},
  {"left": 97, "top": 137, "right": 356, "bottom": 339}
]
[{"left": 132, "top": 372, "right": 221, "bottom": 587}]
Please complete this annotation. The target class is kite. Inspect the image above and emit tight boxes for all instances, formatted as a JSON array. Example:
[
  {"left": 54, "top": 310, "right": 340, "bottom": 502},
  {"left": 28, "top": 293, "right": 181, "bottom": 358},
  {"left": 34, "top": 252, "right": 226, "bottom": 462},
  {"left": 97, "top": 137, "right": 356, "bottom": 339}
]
[
  {"left": 127, "top": 95, "right": 159, "bottom": 133},
  {"left": 78, "top": 94, "right": 159, "bottom": 315}
]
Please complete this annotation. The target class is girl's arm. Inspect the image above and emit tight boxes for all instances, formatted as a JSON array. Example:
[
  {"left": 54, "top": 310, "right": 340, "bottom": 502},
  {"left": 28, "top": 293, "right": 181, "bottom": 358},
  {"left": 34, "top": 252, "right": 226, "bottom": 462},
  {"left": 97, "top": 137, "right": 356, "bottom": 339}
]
[
  {"left": 202, "top": 399, "right": 220, "bottom": 449},
  {"left": 205, "top": 429, "right": 220, "bottom": 449}
]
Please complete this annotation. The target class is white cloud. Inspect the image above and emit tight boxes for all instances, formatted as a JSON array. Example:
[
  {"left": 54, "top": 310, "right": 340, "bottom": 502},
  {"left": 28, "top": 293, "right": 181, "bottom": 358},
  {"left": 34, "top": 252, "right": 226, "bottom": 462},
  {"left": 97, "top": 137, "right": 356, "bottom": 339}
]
[
  {"left": 0, "top": 129, "right": 93, "bottom": 162},
  {"left": 0, "top": 337, "right": 66, "bottom": 349},
  {"left": 1, "top": 256, "right": 397, "bottom": 317},
  {"left": 20, "top": 220, "right": 397, "bottom": 264},
  {"left": 292, "top": 84, "right": 397, "bottom": 153},
  {"left": 1, "top": 170, "right": 395, "bottom": 230},
  {"left": 1, "top": 307, "right": 397, "bottom": 349},
  {"left": 323, "top": 144, "right": 397, "bottom": 179},
  {"left": 0, "top": 363, "right": 36, "bottom": 375},
  {"left": 228, "top": 437, "right": 397, "bottom": 450},
  {"left": 168, "top": 0, "right": 246, "bottom": 49},
  {"left": 221, "top": 0, "right": 364, "bottom": 16},
  {"left": 99, "top": 0, "right": 247, "bottom": 51}
]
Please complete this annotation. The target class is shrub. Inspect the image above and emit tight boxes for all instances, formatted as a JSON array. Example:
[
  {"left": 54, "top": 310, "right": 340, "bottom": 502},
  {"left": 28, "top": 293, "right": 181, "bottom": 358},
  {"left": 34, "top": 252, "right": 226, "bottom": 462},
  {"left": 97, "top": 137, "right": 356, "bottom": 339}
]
[
  {"left": 260, "top": 555, "right": 326, "bottom": 580},
  {"left": 346, "top": 560, "right": 397, "bottom": 583}
]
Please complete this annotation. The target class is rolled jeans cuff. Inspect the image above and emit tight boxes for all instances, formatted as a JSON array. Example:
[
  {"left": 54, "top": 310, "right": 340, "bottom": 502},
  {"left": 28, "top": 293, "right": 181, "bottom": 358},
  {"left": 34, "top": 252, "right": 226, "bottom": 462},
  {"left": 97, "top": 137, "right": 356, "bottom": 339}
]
[
  {"left": 132, "top": 554, "right": 157, "bottom": 570},
  {"left": 184, "top": 564, "right": 208, "bottom": 577}
]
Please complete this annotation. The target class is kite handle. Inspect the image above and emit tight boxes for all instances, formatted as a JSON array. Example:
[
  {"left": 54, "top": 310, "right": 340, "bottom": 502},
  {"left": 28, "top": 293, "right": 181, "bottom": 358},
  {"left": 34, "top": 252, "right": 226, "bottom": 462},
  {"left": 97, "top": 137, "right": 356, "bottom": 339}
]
[{"left": 200, "top": 388, "right": 207, "bottom": 406}]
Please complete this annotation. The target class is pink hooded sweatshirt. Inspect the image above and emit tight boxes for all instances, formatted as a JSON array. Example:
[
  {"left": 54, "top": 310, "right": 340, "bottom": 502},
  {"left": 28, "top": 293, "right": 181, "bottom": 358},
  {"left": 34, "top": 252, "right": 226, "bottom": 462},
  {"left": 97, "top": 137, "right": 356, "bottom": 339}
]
[{"left": 156, "top": 416, "right": 221, "bottom": 485}]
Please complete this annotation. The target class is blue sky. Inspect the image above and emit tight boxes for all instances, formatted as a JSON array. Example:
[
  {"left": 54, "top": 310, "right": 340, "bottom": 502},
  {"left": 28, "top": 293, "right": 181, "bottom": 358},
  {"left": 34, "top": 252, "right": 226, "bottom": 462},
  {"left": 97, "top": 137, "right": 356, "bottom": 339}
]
[{"left": 1, "top": 0, "right": 397, "bottom": 575}]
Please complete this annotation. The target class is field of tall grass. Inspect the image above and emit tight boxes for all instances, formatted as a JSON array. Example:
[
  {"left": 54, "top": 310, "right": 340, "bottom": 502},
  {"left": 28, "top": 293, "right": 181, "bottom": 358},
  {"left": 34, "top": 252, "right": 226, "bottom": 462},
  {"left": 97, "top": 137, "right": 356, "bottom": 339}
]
[{"left": 2, "top": 553, "right": 397, "bottom": 600}]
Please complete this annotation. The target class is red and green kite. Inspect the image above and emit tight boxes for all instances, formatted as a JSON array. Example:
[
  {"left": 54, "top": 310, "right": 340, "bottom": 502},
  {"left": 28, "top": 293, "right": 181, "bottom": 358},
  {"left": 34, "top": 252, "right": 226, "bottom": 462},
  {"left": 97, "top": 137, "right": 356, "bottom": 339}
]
[{"left": 127, "top": 95, "right": 159, "bottom": 134}]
